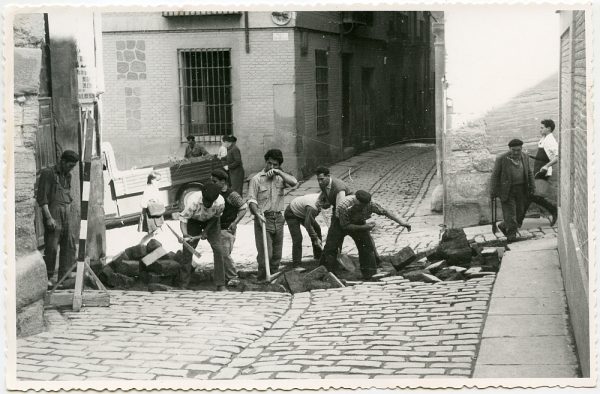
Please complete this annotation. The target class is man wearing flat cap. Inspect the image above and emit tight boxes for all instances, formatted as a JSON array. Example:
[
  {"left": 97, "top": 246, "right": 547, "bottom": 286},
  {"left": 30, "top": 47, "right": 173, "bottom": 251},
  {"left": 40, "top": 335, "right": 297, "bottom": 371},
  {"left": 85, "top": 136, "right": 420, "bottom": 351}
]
[
  {"left": 490, "top": 139, "right": 535, "bottom": 242},
  {"left": 36, "top": 150, "right": 80, "bottom": 286},
  {"left": 177, "top": 183, "right": 227, "bottom": 291},
  {"left": 184, "top": 135, "right": 209, "bottom": 159}
]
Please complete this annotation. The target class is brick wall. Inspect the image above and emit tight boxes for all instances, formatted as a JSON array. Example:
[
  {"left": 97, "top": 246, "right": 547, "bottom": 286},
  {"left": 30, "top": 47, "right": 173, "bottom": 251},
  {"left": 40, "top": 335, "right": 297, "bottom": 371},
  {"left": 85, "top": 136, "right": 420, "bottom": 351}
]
[
  {"left": 557, "top": 9, "right": 589, "bottom": 378},
  {"left": 102, "top": 28, "right": 296, "bottom": 175},
  {"left": 571, "top": 10, "right": 588, "bottom": 266}
]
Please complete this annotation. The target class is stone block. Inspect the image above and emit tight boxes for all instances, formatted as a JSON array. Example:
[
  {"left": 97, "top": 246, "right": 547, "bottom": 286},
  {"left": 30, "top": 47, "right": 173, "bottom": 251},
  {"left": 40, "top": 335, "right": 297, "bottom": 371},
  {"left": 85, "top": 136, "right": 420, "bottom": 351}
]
[
  {"left": 16, "top": 251, "right": 47, "bottom": 310},
  {"left": 390, "top": 246, "right": 416, "bottom": 270},
  {"left": 127, "top": 72, "right": 138, "bottom": 80},
  {"left": 136, "top": 40, "right": 145, "bottom": 50},
  {"left": 130, "top": 60, "right": 146, "bottom": 72},
  {"left": 146, "top": 239, "right": 162, "bottom": 254},
  {"left": 430, "top": 184, "right": 443, "bottom": 212},
  {"left": 126, "top": 40, "right": 136, "bottom": 49},
  {"left": 13, "top": 14, "right": 46, "bottom": 47},
  {"left": 284, "top": 271, "right": 305, "bottom": 294},
  {"left": 17, "top": 299, "right": 45, "bottom": 337},
  {"left": 147, "top": 260, "right": 180, "bottom": 276},
  {"left": 124, "top": 50, "right": 135, "bottom": 62},
  {"left": 135, "top": 50, "right": 145, "bottom": 61},
  {"left": 111, "top": 260, "right": 140, "bottom": 277},
  {"left": 124, "top": 244, "right": 147, "bottom": 260},
  {"left": 446, "top": 203, "right": 483, "bottom": 229},
  {"left": 116, "top": 41, "right": 126, "bottom": 50},
  {"left": 117, "top": 62, "right": 129, "bottom": 74},
  {"left": 14, "top": 47, "right": 42, "bottom": 96},
  {"left": 425, "top": 260, "right": 447, "bottom": 274}
]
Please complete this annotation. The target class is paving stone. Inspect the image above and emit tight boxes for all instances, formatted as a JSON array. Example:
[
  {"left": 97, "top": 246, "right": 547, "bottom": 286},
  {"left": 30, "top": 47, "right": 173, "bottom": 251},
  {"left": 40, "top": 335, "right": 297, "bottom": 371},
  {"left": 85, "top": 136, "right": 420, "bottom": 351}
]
[{"left": 186, "top": 363, "right": 221, "bottom": 372}]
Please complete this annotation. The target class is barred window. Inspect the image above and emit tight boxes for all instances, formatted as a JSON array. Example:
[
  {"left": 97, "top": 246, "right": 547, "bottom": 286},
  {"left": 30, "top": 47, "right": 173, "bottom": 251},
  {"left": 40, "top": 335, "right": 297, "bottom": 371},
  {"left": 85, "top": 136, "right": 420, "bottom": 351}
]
[
  {"left": 315, "top": 49, "right": 329, "bottom": 133},
  {"left": 178, "top": 49, "right": 232, "bottom": 142}
]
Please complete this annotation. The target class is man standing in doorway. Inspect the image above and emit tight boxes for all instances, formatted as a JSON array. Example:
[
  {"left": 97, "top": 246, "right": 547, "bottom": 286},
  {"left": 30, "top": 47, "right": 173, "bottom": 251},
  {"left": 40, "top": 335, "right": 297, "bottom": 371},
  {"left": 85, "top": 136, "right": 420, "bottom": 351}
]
[
  {"left": 37, "top": 150, "right": 80, "bottom": 287},
  {"left": 184, "top": 135, "right": 209, "bottom": 159},
  {"left": 247, "top": 149, "right": 298, "bottom": 280},
  {"left": 211, "top": 169, "right": 247, "bottom": 284},
  {"left": 528, "top": 119, "right": 559, "bottom": 226},
  {"left": 491, "top": 139, "right": 535, "bottom": 242}
]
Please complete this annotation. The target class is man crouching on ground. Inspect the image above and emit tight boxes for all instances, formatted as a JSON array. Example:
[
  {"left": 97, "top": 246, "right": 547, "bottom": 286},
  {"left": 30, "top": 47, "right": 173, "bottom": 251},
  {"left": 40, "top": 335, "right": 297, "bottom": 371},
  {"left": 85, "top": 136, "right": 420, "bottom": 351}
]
[
  {"left": 334, "top": 190, "right": 411, "bottom": 279},
  {"left": 177, "top": 183, "right": 227, "bottom": 291},
  {"left": 247, "top": 149, "right": 298, "bottom": 280}
]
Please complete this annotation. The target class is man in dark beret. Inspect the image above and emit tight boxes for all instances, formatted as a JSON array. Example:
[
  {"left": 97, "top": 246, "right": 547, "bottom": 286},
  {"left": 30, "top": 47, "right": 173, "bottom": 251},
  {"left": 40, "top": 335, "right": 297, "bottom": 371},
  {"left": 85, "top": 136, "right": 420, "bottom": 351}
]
[
  {"left": 184, "top": 135, "right": 209, "bottom": 159},
  {"left": 490, "top": 139, "right": 535, "bottom": 242},
  {"left": 37, "top": 150, "right": 80, "bottom": 286}
]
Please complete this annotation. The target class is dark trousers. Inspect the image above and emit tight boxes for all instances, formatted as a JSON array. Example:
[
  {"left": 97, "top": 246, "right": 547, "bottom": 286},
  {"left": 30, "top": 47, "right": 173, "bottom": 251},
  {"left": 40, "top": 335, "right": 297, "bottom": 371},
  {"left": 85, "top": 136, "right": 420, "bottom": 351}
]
[
  {"left": 43, "top": 204, "right": 76, "bottom": 280},
  {"left": 500, "top": 184, "right": 529, "bottom": 238},
  {"left": 320, "top": 217, "right": 377, "bottom": 279},
  {"left": 253, "top": 213, "right": 285, "bottom": 278},
  {"left": 179, "top": 218, "right": 225, "bottom": 287},
  {"left": 284, "top": 207, "right": 323, "bottom": 264},
  {"left": 529, "top": 194, "right": 557, "bottom": 217}
]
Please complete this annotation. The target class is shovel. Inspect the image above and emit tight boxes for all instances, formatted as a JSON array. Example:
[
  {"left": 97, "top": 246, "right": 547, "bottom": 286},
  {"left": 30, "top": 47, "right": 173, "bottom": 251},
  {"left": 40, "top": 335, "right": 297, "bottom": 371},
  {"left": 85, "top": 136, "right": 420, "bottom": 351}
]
[
  {"left": 491, "top": 197, "right": 499, "bottom": 235},
  {"left": 165, "top": 223, "right": 203, "bottom": 259}
]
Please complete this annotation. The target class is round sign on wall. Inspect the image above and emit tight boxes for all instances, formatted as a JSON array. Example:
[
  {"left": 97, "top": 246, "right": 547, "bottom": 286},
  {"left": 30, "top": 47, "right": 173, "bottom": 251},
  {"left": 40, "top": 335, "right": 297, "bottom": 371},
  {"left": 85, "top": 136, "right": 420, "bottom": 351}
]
[{"left": 271, "top": 12, "right": 292, "bottom": 25}]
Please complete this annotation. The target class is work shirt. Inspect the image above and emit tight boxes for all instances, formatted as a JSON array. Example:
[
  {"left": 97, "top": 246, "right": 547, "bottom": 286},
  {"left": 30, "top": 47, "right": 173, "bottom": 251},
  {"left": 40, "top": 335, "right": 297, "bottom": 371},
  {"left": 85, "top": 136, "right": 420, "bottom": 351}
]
[
  {"left": 184, "top": 144, "right": 209, "bottom": 159},
  {"left": 36, "top": 165, "right": 73, "bottom": 207},
  {"left": 247, "top": 170, "right": 288, "bottom": 213},
  {"left": 179, "top": 191, "right": 224, "bottom": 223},
  {"left": 538, "top": 133, "right": 559, "bottom": 176},
  {"left": 336, "top": 195, "right": 387, "bottom": 229},
  {"left": 324, "top": 178, "right": 347, "bottom": 208},
  {"left": 287, "top": 193, "right": 321, "bottom": 242},
  {"left": 219, "top": 188, "right": 247, "bottom": 229},
  {"left": 289, "top": 193, "right": 320, "bottom": 218}
]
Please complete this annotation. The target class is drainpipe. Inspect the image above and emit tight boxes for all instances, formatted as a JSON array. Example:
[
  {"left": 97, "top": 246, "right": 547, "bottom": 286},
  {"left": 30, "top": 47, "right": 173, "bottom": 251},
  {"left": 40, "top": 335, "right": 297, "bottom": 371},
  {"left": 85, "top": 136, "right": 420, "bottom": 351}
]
[{"left": 244, "top": 12, "right": 250, "bottom": 53}]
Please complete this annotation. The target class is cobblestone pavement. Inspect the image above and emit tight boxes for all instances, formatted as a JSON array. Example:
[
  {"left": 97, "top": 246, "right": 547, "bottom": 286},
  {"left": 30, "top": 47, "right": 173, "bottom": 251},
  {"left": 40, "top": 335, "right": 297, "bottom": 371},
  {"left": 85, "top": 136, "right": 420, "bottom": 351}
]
[
  {"left": 16, "top": 277, "right": 495, "bottom": 381},
  {"left": 16, "top": 143, "right": 560, "bottom": 384}
]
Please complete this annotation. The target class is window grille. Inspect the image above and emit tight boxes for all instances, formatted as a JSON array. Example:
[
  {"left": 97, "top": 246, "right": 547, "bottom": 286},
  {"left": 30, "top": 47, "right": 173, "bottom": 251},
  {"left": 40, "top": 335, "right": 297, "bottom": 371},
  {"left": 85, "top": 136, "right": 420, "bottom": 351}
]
[
  {"left": 178, "top": 48, "right": 233, "bottom": 142},
  {"left": 315, "top": 50, "right": 329, "bottom": 133}
]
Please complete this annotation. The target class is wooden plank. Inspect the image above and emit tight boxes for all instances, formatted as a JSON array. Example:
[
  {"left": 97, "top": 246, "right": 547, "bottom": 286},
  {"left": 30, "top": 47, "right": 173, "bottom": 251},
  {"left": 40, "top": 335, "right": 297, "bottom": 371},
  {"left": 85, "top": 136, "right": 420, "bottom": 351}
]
[
  {"left": 141, "top": 247, "right": 169, "bottom": 266},
  {"left": 72, "top": 260, "right": 85, "bottom": 312},
  {"left": 46, "top": 290, "right": 110, "bottom": 308}
]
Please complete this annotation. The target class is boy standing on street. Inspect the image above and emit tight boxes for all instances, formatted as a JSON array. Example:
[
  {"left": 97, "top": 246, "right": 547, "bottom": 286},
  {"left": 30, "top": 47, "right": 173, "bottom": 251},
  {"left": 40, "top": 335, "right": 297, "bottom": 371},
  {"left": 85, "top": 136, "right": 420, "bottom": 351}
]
[{"left": 247, "top": 149, "right": 298, "bottom": 280}]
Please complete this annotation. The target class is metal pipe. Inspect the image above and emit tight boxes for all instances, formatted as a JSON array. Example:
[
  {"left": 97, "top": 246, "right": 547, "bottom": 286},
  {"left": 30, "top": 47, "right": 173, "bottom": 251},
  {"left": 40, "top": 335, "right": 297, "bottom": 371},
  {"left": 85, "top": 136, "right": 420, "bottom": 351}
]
[{"left": 244, "top": 12, "right": 250, "bottom": 53}]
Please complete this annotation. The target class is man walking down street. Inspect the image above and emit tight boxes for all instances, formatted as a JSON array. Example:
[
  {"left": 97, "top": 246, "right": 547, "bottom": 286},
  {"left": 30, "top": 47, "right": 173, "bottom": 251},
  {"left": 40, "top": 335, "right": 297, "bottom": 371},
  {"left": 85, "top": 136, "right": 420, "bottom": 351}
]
[
  {"left": 177, "top": 183, "right": 227, "bottom": 291},
  {"left": 184, "top": 135, "right": 209, "bottom": 159},
  {"left": 211, "top": 169, "right": 248, "bottom": 285},
  {"left": 247, "top": 149, "right": 298, "bottom": 280},
  {"left": 491, "top": 139, "right": 535, "bottom": 242},
  {"left": 333, "top": 190, "right": 411, "bottom": 279},
  {"left": 528, "top": 119, "right": 559, "bottom": 226},
  {"left": 37, "top": 150, "right": 80, "bottom": 287},
  {"left": 315, "top": 166, "right": 352, "bottom": 270},
  {"left": 285, "top": 193, "right": 329, "bottom": 265}
]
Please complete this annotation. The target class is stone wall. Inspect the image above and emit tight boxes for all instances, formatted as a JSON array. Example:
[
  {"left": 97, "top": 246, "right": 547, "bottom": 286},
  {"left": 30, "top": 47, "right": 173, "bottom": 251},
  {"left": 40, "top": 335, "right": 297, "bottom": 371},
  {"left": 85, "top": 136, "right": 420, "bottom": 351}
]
[
  {"left": 13, "top": 13, "right": 48, "bottom": 337},
  {"left": 443, "top": 120, "right": 496, "bottom": 228}
]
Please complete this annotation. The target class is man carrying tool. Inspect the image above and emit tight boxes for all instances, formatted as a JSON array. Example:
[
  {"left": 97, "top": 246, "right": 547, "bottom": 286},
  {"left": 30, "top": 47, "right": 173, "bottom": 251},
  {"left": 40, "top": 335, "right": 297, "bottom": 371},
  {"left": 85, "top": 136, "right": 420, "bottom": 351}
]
[
  {"left": 247, "top": 149, "right": 298, "bottom": 280},
  {"left": 285, "top": 193, "right": 330, "bottom": 266},
  {"left": 177, "top": 183, "right": 227, "bottom": 291},
  {"left": 210, "top": 169, "right": 247, "bottom": 285},
  {"left": 331, "top": 190, "right": 411, "bottom": 280},
  {"left": 490, "top": 139, "right": 535, "bottom": 242},
  {"left": 37, "top": 150, "right": 80, "bottom": 287}
]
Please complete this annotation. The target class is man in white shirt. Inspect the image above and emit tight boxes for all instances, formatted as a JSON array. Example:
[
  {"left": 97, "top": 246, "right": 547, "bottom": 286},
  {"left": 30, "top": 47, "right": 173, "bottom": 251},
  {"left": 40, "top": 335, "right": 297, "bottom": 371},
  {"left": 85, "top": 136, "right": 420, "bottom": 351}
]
[
  {"left": 528, "top": 119, "right": 558, "bottom": 225},
  {"left": 177, "top": 183, "right": 227, "bottom": 290}
]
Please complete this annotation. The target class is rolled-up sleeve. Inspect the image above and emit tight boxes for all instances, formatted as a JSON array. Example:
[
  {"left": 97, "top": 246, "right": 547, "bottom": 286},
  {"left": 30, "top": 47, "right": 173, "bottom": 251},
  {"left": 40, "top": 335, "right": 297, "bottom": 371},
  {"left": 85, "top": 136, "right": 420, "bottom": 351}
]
[
  {"left": 336, "top": 200, "right": 352, "bottom": 229},
  {"left": 36, "top": 168, "right": 53, "bottom": 207},
  {"left": 246, "top": 176, "right": 260, "bottom": 206},
  {"left": 179, "top": 198, "right": 197, "bottom": 224},
  {"left": 543, "top": 135, "right": 559, "bottom": 162}
]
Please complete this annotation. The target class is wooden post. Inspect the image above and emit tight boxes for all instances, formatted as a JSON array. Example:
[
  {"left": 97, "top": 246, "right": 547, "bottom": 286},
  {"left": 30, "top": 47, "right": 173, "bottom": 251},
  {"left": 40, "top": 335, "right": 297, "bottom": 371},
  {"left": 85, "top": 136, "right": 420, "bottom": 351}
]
[
  {"left": 260, "top": 220, "right": 271, "bottom": 281},
  {"left": 72, "top": 259, "right": 86, "bottom": 311}
]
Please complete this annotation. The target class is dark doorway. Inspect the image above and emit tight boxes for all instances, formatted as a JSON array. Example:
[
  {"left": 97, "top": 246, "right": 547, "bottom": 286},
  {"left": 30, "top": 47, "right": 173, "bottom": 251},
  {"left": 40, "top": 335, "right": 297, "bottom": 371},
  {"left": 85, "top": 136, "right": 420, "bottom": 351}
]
[
  {"left": 360, "top": 67, "right": 374, "bottom": 145},
  {"left": 342, "top": 54, "right": 352, "bottom": 147}
]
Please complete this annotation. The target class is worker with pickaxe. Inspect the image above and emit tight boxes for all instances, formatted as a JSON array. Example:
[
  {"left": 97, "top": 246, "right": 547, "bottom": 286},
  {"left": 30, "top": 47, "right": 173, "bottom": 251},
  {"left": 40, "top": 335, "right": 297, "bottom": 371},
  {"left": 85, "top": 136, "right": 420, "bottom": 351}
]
[
  {"left": 247, "top": 149, "right": 298, "bottom": 281},
  {"left": 176, "top": 183, "right": 227, "bottom": 291}
]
